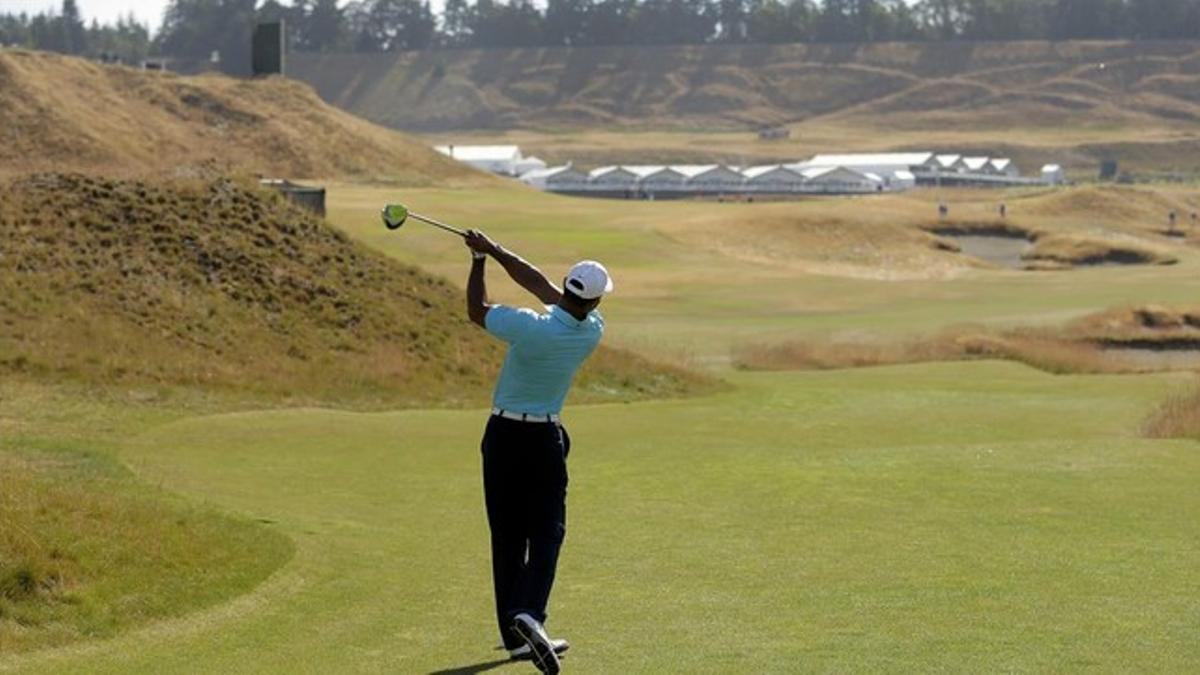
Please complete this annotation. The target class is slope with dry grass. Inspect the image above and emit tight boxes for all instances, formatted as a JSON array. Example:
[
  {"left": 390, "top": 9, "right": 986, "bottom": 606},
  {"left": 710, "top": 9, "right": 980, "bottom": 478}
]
[
  {"left": 291, "top": 41, "right": 1200, "bottom": 173},
  {"left": 640, "top": 184, "right": 1193, "bottom": 281},
  {"left": 288, "top": 41, "right": 1200, "bottom": 171},
  {"left": 292, "top": 41, "right": 1200, "bottom": 132},
  {"left": 735, "top": 304, "right": 1200, "bottom": 376},
  {"left": 0, "top": 172, "right": 712, "bottom": 408},
  {"left": 0, "top": 48, "right": 489, "bottom": 183}
]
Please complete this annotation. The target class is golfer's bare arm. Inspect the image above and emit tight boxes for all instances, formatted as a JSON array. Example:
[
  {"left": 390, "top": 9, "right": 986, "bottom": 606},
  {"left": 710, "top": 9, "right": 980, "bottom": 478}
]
[
  {"left": 489, "top": 246, "right": 562, "bottom": 305},
  {"left": 464, "top": 230, "right": 561, "bottom": 312},
  {"left": 467, "top": 255, "right": 489, "bottom": 328}
]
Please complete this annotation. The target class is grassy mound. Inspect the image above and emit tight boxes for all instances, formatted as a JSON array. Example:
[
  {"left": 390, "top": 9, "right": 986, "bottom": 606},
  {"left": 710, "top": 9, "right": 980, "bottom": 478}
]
[
  {"left": 0, "top": 48, "right": 488, "bottom": 183},
  {"left": 0, "top": 172, "right": 711, "bottom": 407},
  {"left": 1023, "top": 233, "right": 1177, "bottom": 268},
  {"left": 1072, "top": 305, "right": 1200, "bottom": 348}
]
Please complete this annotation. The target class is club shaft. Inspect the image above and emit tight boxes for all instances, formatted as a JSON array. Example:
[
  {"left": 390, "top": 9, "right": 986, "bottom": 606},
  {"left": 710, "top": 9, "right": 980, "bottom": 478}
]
[{"left": 410, "top": 212, "right": 466, "bottom": 237}]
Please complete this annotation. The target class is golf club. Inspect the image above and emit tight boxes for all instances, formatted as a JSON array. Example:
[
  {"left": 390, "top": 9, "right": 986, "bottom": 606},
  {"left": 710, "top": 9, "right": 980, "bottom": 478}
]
[{"left": 381, "top": 203, "right": 466, "bottom": 237}]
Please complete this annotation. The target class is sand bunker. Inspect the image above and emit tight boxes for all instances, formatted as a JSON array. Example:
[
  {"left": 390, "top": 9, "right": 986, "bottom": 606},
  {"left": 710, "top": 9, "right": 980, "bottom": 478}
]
[{"left": 928, "top": 223, "right": 1176, "bottom": 270}]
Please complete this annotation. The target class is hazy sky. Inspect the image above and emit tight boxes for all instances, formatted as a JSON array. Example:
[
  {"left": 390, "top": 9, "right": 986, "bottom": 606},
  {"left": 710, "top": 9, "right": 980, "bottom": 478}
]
[{"left": 2, "top": 0, "right": 172, "bottom": 28}]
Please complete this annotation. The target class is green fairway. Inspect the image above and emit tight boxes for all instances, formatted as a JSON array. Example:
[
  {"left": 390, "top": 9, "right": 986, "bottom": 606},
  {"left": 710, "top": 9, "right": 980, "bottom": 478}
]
[
  {"left": 326, "top": 184, "right": 1200, "bottom": 366},
  {"left": 6, "top": 181, "right": 1200, "bottom": 672},
  {"left": 4, "top": 364, "right": 1198, "bottom": 673}
]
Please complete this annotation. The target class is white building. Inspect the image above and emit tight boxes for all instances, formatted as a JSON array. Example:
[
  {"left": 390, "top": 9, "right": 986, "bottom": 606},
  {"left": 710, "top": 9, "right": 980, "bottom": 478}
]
[
  {"left": 626, "top": 166, "right": 687, "bottom": 193},
  {"left": 520, "top": 165, "right": 588, "bottom": 191},
  {"left": 989, "top": 158, "right": 1019, "bottom": 177},
  {"left": 888, "top": 170, "right": 917, "bottom": 191},
  {"left": 675, "top": 165, "right": 745, "bottom": 193},
  {"left": 742, "top": 165, "right": 807, "bottom": 193},
  {"left": 513, "top": 155, "right": 548, "bottom": 176},
  {"left": 588, "top": 166, "right": 640, "bottom": 191},
  {"left": 795, "top": 152, "right": 939, "bottom": 179},
  {"left": 800, "top": 166, "right": 883, "bottom": 193},
  {"left": 962, "top": 156, "right": 993, "bottom": 173},
  {"left": 935, "top": 154, "right": 966, "bottom": 172},
  {"left": 435, "top": 144, "right": 526, "bottom": 175},
  {"left": 1041, "top": 164, "right": 1065, "bottom": 185}
]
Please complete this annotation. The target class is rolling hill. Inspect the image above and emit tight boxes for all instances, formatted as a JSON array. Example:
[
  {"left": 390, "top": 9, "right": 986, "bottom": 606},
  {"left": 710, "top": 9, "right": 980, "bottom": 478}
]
[
  {"left": 0, "top": 172, "right": 711, "bottom": 407},
  {"left": 0, "top": 48, "right": 487, "bottom": 184},
  {"left": 292, "top": 41, "right": 1200, "bottom": 132},
  {"left": 291, "top": 41, "right": 1200, "bottom": 172}
]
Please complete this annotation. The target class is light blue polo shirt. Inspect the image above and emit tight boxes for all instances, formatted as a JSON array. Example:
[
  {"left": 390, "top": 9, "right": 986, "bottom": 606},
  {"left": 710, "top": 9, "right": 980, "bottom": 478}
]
[{"left": 484, "top": 304, "right": 605, "bottom": 416}]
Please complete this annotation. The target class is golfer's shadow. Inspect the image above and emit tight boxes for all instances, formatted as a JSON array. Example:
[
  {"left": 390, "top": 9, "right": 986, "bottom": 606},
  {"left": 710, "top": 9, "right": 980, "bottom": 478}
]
[{"left": 427, "top": 657, "right": 510, "bottom": 675}]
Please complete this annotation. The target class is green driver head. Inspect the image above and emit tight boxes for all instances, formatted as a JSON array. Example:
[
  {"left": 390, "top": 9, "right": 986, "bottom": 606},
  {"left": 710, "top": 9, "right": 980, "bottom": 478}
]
[{"left": 381, "top": 203, "right": 409, "bottom": 230}]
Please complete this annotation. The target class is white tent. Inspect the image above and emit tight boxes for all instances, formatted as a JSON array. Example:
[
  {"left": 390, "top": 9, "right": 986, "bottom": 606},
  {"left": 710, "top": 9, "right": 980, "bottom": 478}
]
[
  {"left": 800, "top": 166, "right": 882, "bottom": 193},
  {"left": 935, "top": 154, "right": 965, "bottom": 172},
  {"left": 962, "top": 156, "right": 992, "bottom": 173},
  {"left": 796, "top": 152, "right": 938, "bottom": 177},
  {"left": 1041, "top": 164, "right": 1065, "bottom": 185},
  {"left": 674, "top": 165, "right": 745, "bottom": 193},
  {"left": 888, "top": 170, "right": 917, "bottom": 190},
  {"left": 520, "top": 165, "right": 588, "bottom": 190},
  {"left": 513, "top": 155, "right": 548, "bottom": 176},
  {"left": 989, "top": 158, "right": 1019, "bottom": 177},
  {"left": 742, "top": 165, "right": 806, "bottom": 193},
  {"left": 588, "top": 166, "right": 640, "bottom": 191},
  {"left": 630, "top": 166, "right": 688, "bottom": 193},
  {"left": 435, "top": 144, "right": 525, "bottom": 175}
]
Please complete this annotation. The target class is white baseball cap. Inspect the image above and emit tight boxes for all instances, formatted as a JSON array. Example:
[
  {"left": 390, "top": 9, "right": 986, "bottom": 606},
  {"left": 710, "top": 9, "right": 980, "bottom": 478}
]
[{"left": 564, "top": 260, "right": 613, "bottom": 300}]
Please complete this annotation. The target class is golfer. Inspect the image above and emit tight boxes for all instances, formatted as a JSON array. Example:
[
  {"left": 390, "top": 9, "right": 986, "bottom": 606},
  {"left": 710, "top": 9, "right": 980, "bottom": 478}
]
[{"left": 463, "top": 229, "right": 612, "bottom": 675}]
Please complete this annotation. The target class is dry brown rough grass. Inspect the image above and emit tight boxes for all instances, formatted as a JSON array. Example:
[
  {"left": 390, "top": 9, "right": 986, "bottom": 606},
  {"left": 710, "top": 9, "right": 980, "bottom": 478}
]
[
  {"left": 736, "top": 305, "right": 1200, "bottom": 376},
  {"left": 734, "top": 330, "right": 1124, "bottom": 375},
  {"left": 0, "top": 48, "right": 491, "bottom": 184},
  {"left": 0, "top": 172, "right": 715, "bottom": 407},
  {"left": 291, "top": 41, "right": 1200, "bottom": 135},
  {"left": 1142, "top": 384, "right": 1200, "bottom": 439}
]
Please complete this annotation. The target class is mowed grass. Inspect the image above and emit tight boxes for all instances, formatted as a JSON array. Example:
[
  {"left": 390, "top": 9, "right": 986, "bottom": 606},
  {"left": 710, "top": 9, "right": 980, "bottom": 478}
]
[
  {"left": 326, "top": 183, "right": 1200, "bottom": 365},
  {"left": 3, "top": 363, "right": 1198, "bottom": 672},
  {"left": 0, "top": 381, "right": 292, "bottom": 655},
  {"left": 4, "top": 180, "right": 1200, "bottom": 671}
]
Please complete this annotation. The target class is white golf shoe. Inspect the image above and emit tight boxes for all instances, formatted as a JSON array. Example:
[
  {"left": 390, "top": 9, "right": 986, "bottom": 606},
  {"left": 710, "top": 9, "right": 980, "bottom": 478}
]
[
  {"left": 509, "top": 637, "right": 570, "bottom": 661},
  {"left": 511, "top": 613, "right": 561, "bottom": 674}
]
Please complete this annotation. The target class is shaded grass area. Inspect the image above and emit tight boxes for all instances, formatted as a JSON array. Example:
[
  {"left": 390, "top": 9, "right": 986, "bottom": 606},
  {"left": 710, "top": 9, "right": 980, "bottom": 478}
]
[
  {"left": 7, "top": 364, "right": 1196, "bottom": 672},
  {"left": 0, "top": 382, "right": 293, "bottom": 655}
]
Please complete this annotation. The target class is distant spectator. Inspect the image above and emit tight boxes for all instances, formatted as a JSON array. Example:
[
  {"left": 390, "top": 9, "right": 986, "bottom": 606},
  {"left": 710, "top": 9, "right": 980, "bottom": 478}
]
[
  {"left": 1192, "top": 212, "right": 1198, "bottom": 229},
  {"left": 1169, "top": 210, "right": 1178, "bottom": 233},
  {"left": 938, "top": 202, "right": 948, "bottom": 219},
  {"left": 999, "top": 203, "right": 1007, "bottom": 219}
]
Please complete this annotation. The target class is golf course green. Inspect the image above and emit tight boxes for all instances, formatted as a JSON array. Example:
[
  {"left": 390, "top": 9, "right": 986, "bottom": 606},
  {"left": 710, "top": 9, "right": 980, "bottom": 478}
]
[{"left": 4, "top": 183, "right": 1200, "bottom": 672}]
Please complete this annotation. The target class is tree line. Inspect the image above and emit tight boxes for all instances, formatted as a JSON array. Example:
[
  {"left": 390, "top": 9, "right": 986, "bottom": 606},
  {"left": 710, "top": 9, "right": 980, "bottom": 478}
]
[
  {"left": 0, "top": 0, "right": 149, "bottom": 63},
  {"left": 2, "top": 0, "right": 1198, "bottom": 69}
]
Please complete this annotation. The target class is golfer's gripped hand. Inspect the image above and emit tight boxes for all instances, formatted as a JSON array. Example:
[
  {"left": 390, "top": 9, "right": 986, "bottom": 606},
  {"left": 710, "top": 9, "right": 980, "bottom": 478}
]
[{"left": 465, "top": 229, "right": 498, "bottom": 256}]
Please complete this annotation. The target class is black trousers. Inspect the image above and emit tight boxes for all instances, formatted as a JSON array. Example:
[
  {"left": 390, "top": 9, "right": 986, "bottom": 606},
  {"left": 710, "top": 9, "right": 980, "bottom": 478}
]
[{"left": 481, "top": 415, "right": 570, "bottom": 650}]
